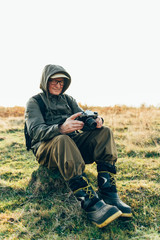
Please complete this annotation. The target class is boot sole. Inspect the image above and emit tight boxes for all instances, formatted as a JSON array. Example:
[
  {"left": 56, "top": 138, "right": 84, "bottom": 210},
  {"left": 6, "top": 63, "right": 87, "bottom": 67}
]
[
  {"left": 120, "top": 212, "right": 132, "bottom": 217},
  {"left": 93, "top": 210, "right": 122, "bottom": 228}
]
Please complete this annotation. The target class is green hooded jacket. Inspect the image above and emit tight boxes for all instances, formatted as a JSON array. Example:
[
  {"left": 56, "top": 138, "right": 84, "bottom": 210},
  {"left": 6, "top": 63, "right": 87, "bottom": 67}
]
[{"left": 25, "top": 64, "right": 83, "bottom": 153}]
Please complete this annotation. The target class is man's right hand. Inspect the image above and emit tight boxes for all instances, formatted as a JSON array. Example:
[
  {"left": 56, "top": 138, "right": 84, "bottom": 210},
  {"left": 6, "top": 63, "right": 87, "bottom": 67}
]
[{"left": 59, "top": 112, "right": 84, "bottom": 134}]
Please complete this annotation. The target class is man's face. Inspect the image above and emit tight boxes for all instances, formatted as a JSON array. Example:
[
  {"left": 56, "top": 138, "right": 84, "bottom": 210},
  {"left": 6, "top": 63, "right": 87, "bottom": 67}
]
[{"left": 48, "top": 77, "right": 64, "bottom": 95}]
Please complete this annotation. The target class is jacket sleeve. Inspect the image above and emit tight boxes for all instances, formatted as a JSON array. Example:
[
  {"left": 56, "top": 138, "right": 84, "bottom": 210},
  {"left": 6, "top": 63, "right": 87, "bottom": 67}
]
[{"left": 25, "top": 97, "right": 61, "bottom": 144}]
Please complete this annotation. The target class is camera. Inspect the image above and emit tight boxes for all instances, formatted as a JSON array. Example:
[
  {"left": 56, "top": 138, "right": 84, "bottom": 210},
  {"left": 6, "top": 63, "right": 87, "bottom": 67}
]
[{"left": 77, "top": 110, "right": 98, "bottom": 130}]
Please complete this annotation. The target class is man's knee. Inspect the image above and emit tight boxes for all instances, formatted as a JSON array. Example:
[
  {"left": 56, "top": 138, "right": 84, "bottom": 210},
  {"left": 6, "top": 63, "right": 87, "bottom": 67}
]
[
  {"left": 54, "top": 134, "right": 74, "bottom": 147},
  {"left": 95, "top": 126, "right": 113, "bottom": 140},
  {"left": 56, "top": 134, "right": 71, "bottom": 142},
  {"left": 102, "top": 126, "right": 112, "bottom": 134}
]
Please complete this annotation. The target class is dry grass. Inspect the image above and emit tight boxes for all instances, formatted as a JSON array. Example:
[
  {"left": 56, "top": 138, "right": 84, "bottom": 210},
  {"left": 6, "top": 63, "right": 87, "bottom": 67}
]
[
  {"left": 0, "top": 106, "right": 25, "bottom": 118},
  {"left": 0, "top": 117, "right": 24, "bottom": 131}
]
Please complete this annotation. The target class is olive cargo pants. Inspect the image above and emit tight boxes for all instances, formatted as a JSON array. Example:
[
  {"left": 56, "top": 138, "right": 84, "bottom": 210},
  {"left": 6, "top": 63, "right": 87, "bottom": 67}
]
[{"left": 36, "top": 126, "right": 117, "bottom": 181}]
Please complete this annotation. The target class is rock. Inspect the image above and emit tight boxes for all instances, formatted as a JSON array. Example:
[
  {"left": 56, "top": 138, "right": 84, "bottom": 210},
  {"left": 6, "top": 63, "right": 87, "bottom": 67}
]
[{"left": 26, "top": 165, "right": 69, "bottom": 197}]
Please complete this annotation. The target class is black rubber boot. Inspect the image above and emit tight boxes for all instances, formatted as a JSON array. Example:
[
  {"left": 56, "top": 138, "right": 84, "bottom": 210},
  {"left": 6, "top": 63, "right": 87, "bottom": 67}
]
[
  {"left": 68, "top": 174, "right": 122, "bottom": 228},
  {"left": 97, "top": 163, "right": 132, "bottom": 217}
]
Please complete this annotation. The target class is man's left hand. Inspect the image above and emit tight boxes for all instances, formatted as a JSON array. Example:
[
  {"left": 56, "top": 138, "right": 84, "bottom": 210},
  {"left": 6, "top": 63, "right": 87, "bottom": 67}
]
[{"left": 95, "top": 116, "right": 103, "bottom": 128}]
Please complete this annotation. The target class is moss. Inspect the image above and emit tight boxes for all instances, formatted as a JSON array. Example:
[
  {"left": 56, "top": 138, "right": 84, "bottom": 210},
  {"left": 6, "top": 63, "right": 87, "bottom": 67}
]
[{"left": 26, "top": 165, "right": 68, "bottom": 197}]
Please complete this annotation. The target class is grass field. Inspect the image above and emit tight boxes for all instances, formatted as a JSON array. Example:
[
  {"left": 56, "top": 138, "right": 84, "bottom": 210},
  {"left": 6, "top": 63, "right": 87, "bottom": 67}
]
[{"left": 0, "top": 105, "right": 160, "bottom": 240}]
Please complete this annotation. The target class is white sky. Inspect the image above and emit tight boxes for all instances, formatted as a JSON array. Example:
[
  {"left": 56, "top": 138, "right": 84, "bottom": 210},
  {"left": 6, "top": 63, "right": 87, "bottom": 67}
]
[{"left": 0, "top": 0, "right": 160, "bottom": 107}]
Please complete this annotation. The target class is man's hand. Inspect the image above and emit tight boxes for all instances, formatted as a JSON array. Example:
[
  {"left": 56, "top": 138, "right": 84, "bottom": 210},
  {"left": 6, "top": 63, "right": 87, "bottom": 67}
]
[
  {"left": 95, "top": 116, "right": 103, "bottom": 128},
  {"left": 59, "top": 112, "right": 84, "bottom": 134}
]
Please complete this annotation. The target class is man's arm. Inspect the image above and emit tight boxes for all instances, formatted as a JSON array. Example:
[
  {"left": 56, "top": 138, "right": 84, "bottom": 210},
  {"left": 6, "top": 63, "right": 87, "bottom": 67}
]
[{"left": 25, "top": 98, "right": 61, "bottom": 143}]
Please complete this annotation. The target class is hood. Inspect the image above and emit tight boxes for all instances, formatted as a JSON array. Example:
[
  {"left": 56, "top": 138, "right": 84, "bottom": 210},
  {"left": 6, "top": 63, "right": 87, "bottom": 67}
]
[{"left": 40, "top": 64, "right": 71, "bottom": 94}]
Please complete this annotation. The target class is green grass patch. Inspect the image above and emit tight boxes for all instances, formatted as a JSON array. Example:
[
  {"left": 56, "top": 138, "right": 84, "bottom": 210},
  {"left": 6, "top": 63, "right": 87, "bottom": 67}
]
[{"left": 0, "top": 116, "right": 160, "bottom": 240}]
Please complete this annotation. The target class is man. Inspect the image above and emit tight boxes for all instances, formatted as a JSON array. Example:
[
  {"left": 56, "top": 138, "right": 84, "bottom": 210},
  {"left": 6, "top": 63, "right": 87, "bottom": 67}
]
[{"left": 25, "top": 64, "right": 132, "bottom": 228}]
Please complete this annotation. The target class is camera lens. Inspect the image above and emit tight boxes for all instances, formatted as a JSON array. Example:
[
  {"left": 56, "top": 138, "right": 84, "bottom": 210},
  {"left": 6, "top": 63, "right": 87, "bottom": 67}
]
[{"left": 85, "top": 118, "right": 97, "bottom": 130}]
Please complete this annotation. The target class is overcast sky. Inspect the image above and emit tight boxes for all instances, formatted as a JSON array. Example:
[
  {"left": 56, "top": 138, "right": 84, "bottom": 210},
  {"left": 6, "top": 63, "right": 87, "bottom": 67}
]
[{"left": 0, "top": 0, "right": 160, "bottom": 107}]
